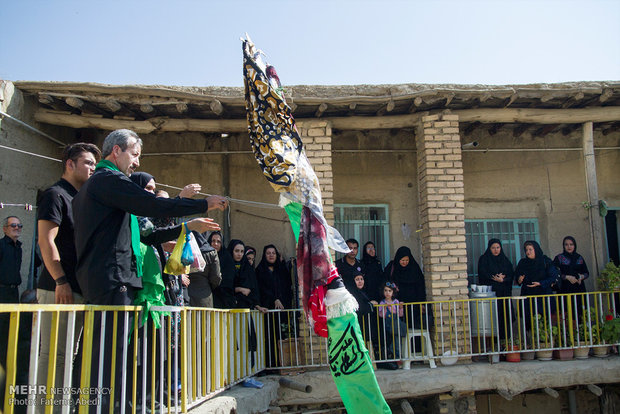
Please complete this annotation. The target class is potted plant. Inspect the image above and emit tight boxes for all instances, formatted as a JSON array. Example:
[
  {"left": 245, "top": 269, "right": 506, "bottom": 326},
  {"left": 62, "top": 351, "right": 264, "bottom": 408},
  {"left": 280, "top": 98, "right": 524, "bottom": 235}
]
[
  {"left": 502, "top": 339, "right": 521, "bottom": 362},
  {"left": 520, "top": 331, "right": 536, "bottom": 360},
  {"left": 598, "top": 262, "right": 620, "bottom": 291},
  {"left": 591, "top": 312, "right": 620, "bottom": 357},
  {"left": 573, "top": 322, "right": 591, "bottom": 359},
  {"left": 552, "top": 324, "right": 574, "bottom": 360},
  {"left": 534, "top": 315, "right": 553, "bottom": 360}
]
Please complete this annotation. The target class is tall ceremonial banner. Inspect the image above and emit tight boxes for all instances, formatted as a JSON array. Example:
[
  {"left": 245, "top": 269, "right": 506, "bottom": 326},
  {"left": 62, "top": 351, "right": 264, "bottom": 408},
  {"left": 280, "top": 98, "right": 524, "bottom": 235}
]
[{"left": 243, "top": 35, "right": 391, "bottom": 413}]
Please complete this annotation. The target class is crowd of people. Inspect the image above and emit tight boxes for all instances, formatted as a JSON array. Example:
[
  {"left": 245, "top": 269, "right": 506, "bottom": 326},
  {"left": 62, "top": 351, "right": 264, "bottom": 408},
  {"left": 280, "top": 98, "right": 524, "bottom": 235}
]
[{"left": 0, "top": 127, "right": 597, "bottom": 403}]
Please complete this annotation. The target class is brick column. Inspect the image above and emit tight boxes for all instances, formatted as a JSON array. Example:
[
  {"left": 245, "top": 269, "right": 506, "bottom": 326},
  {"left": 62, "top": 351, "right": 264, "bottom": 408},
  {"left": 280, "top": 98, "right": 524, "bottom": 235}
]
[
  {"left": 297, "top": 120, "right": 334, "bottom": 225},
  {"left": 416, "top": 113, "right": 469, "bottom": 354}
]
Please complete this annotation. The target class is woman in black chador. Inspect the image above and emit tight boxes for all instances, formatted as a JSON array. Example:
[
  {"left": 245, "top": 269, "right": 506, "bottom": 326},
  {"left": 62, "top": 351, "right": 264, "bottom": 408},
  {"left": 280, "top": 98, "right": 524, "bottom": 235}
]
[
  {"left": 256, "top": 244, "right": 294, "bottom": 367},
  {"left": 385, "top": 246, "right": 430, "bottom": 330},
  {"left": 515, "top": 240, "right": 559, "bottom": 329},
  {"left": 553, "top": 236, "right": 589, "bottom": 294},
  {"left": 553, "top": 236, "right": 589, "bottom": 318},
  {"left": 478, "top": 239, "right": 514, "bottom": 297},
  {"left": 477, "top": 239, "right": 514, "bottom": 339},
  {"left": 361, "top": 241, "right": 386, "bottom": 302},
  {"left": 208, "top": 231, "right": 236, "bottom": 309}
]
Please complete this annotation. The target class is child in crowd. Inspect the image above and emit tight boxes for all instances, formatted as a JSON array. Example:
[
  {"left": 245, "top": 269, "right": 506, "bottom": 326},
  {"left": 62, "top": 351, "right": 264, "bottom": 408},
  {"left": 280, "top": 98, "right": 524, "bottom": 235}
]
[{"left": 378, "top": 281, "right": 407, "bottom": 360}]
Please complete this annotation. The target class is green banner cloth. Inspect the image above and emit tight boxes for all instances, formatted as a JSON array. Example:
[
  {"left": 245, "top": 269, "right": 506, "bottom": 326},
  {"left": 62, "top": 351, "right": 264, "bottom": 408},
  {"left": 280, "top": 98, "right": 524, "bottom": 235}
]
[
  {"left": 284, "top": 201, "right": 302, "bottom": 241},
  {"left": 328, "top": 312, "right": 391, "bottom": 413},
  {"left": 133, "top": 243, "right": 168, "bottom": 329}
]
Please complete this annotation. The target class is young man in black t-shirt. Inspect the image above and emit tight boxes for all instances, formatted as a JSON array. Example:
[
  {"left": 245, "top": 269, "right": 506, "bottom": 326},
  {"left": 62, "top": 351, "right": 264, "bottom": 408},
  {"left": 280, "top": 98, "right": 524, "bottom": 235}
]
[
  {"left": 36, "top": 142, "right": 101, "bottom": 400},
  {"left": 335, "top": 238, "right": 365, "bottom": 294}
]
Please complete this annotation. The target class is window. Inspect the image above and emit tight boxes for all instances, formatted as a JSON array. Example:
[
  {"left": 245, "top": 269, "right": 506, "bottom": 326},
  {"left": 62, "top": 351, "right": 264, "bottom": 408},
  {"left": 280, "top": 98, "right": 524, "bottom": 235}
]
[
  {"left": 334, "top": 204, "right": 390, "bottom": 266},
  {"left": 465, "top": 219, "right": 539, "bottom": 283}
]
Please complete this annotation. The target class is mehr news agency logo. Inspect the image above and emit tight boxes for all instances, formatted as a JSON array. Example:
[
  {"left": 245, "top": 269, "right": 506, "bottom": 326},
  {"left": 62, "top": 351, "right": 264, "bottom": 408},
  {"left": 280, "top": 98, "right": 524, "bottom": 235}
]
[{"left": 8, "top": 385, "right": 112, "bottom": 407}]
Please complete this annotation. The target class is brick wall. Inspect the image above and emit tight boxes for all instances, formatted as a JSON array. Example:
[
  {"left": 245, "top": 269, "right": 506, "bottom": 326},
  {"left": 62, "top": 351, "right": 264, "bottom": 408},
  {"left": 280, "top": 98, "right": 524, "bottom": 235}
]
[
  {"left": 416, "top": 112, "right": 469, "bottom": 354},
  {"left": 296, "top": 120, "right": 334, "bottom": 225},
  {"left": 415, "top": 113, "right": 468, "bottom": 301}
]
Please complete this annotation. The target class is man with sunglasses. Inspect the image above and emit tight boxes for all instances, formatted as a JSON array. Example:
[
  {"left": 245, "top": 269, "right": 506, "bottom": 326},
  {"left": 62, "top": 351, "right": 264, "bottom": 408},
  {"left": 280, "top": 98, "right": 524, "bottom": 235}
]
[
  {"left": 0, "top": 216, "right": 23, "bottom": 375},
  {"left": 0, "top": 216, "right": 23, "bottom": 303}
]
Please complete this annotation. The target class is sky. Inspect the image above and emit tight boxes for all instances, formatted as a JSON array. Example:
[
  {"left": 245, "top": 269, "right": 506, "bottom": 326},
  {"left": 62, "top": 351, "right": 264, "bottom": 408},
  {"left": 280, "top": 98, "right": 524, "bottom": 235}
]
[{"left": 1, "top": 0, "right": 619, "bottom": 88}]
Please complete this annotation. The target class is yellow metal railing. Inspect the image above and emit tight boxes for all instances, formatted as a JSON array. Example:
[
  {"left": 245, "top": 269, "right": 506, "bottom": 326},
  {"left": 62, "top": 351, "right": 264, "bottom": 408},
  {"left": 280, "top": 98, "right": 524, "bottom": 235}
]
[
  {"left": 1, "top": 291, "right": 618, "bottom": 412},
  {"left": 0, "top": 304, "right": 266, "bottom": 414}
]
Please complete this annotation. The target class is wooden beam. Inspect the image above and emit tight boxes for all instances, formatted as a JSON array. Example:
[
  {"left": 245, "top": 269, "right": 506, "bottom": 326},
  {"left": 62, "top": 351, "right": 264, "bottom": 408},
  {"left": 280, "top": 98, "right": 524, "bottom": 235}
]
[
  {"left": 288, "top": 102, "right": 297, "bottom": 112},
  {"left": 210, "top": 99, "right": 224, "bottom": 115},
  {"left": 65, "top": 96, "right": 104, "bottom": 114},
  {"left": 376, "top": 101, "right": 394, "bottom": 116},
  {"left": 533, "top": 124, "right": 559, "bottom": 137},
  {"left": 488, "top": 124, "right": 501, "bottom": 136},
  {"left": 540, "top": 94, "right": 554, "bottom": 103},
  {"left": 504, "top": 93, "right": 518, "bottom": 108},
  {"left": 444, "top": 92, "right": 455, "bottom": 106},
  {"left": 175, "top": 103, "right": 188, "bottom": 114},
  {"left": 513, "top": 124, "right": 529, "bottom": 138},
  {"left": 587, "top": 384, "right": 603, "bottom": 397},
  {"left": 33, "top": 107, "right": 620, "bottom": 132},
  {"left": 463, "top": 121, "right": 481, "bottom": 136},
  {"left": 348, "top": 103, "right": 357, "bottom": 115},
  {"left": 408, "top": 96, "right": 423, "bottom": 113},
  {"left": 315, "top": 103, "right": 328, "bottom": 118},
  {"left": 602, "top": 123, "right": 620, "bottom": 136},
  {"left": 38, "top": 93, "right": 54, "bottom": 105},
  {"left": 65, "top": 97, "right": 84, "bottom": 109},
  {"left": 561, "top": 124, "right": 580, "bottom": 136},
  {"left": 455, "top": 107, "right": 620, "bottom": 124},
  {"left": 104, "top": 99, "right": 122, "bottom": 112},
  {"left": 34, "top": 110, "right": 247, "bottom": 133},
  {"left": 562, "top": 92, "right": 585, "bottom": 109},
  {"left": 600, "top": 89, "right": 613, "bottom": 103},
  {"left": 400, "top": 399, "right": 414, "bottom": 414},
  {"left": 497, "top": 390, "right": 514, "bottom": 401},
  {"left": 543, "top": 387, "right": 559, "bottom": 398},
  {"left": 583, "top": 121, "right": 607, "bottom": 274},
  {"left": 140, "top": 104, "right": 154, "bottom": 113}
]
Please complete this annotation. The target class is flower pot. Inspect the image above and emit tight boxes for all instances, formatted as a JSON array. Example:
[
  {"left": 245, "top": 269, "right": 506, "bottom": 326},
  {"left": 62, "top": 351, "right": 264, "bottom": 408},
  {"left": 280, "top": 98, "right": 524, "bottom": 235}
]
[
  {"left": 536, "top": 350, "right": 553, "bottom": 361},
  {"left": 593, "top": 345, "right": 610, "bottom": 358},
  {"left": 573, "top": 347, "right": 590, "bottom": 359},
  {"left": 505, "top": 345, "right": 521, "bottom": 362},
  {"left": 521, "top": 351, "right": 536, "bottom": 360},
  {"left": 553, "top": 348, "right": 574, "bottom": 360}
]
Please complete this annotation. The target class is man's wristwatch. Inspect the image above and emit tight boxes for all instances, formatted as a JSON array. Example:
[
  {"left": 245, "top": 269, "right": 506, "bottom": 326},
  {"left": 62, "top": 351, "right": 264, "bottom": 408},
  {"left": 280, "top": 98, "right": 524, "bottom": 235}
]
[{"left": 55, "top": 275, "right": 68, "bottom": 286}]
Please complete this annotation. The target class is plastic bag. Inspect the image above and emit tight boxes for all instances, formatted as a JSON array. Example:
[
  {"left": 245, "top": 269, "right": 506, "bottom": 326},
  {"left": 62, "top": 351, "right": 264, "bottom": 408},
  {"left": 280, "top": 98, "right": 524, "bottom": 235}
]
[
  {"left": 188, "top": 232, "right": 206, "bottom": 273},
  {"left": 164, "top": 226, "right": 190, "bottom": 275},
  {"left": 180, "top": 223, "right": 194, "bottom": 266}
]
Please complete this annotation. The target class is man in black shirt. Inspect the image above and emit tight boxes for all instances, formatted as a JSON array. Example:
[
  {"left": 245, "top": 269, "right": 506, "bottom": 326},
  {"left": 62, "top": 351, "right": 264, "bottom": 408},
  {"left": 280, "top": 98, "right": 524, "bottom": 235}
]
[
  {"left": 73, "top": 129, "right": 227, "bottom": 305},
  {"left": 72, "top": 129, "right": 226, "bottom": 410},
  {"left": 0, "top": 216, "right": 23, "bottom": 303},
  {"left": 0, "top": 215, "right": 22, "bottom": 378},
  {"left": 335, "top": 238, "right": 365, "bottom": 293},
  {"left": 36, "top": 142, "right": 101, "bottom": 400}
]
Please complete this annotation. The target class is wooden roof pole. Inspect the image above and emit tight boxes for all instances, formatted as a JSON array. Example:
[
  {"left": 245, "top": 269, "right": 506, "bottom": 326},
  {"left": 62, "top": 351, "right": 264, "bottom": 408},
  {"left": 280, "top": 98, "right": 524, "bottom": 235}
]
[
  {"left": 33, "top": 107, "right": 620, "bottom": 133},
  {"left": 582, "top": 121, "right": 608, "bottom": 278}
]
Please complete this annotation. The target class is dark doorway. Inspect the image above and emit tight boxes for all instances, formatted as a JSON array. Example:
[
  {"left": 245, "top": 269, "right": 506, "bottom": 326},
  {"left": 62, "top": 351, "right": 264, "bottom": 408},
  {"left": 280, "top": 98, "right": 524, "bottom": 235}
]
[{"left": 605, "top": 210, "right": 619, "bottom": 266}]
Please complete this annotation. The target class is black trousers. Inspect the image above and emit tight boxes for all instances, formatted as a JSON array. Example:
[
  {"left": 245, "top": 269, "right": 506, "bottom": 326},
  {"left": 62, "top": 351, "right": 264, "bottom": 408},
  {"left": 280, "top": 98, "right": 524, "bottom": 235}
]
[{"left": 74, "top": 285, "right": 135, "bottom": 412}]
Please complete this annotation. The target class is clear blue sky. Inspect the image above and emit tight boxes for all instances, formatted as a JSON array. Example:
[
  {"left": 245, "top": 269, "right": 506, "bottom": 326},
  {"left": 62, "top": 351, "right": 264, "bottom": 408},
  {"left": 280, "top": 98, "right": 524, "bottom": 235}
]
[{"left": 1, "top": 0, "right": 618, "bottom": 87}]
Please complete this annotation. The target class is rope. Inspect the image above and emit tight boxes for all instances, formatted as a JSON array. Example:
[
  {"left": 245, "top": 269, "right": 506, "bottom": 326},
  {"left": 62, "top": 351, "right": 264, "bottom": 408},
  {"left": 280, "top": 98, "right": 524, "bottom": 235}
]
[
  {"left": 0, "top": 110, "right": 66, "bottom": 146},
  {"left": 0, "top": 203, "right": 36, "bottom": 210},
  {"left": 0, "top": 144, "right": 281, "bottom": 210},
  {"left": 0, "top": 144, "right": 62, "bottom": 163}
]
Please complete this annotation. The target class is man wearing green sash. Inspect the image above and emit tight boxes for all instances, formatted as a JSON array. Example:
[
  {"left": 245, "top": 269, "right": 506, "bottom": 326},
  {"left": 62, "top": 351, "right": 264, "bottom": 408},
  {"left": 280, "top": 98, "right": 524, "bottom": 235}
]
[{"left": 72, "top": 128, "right": 227, "bottom": 410}]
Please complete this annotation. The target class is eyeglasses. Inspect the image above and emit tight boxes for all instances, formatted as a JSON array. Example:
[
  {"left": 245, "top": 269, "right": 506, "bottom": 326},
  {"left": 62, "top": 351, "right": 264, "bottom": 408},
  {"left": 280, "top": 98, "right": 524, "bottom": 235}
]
[
  {"left": 385, "top": 282, "right": 397, "bottom": 289},
  {"left": 7, "top": 223, "right": 23, "bottom": 229}
]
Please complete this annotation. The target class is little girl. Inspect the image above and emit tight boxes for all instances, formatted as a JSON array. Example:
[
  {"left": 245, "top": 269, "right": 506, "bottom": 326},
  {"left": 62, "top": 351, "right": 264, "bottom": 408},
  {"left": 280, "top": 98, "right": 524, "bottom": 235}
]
[{"left": 378, "top": 281, "right": 407, "bottom": 359}]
